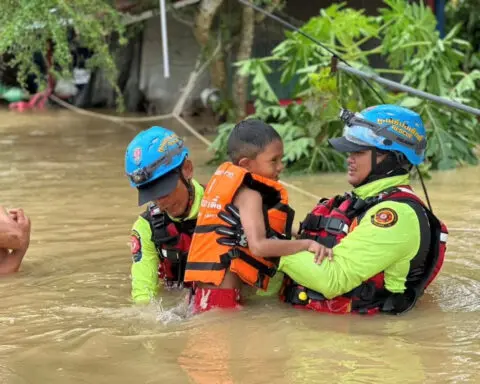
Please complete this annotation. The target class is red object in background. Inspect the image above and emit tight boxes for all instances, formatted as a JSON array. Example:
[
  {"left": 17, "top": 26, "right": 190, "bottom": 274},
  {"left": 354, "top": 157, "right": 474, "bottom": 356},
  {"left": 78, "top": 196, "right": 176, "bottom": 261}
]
[
  {"left": 426, "top": 0, "right": 436, "bottom": 13},
  {"left": 9, "top": 92, "right": 50, "bottom": 112},
  {"left": 9, "top": 41, "right": 56, "bottom": 113}
]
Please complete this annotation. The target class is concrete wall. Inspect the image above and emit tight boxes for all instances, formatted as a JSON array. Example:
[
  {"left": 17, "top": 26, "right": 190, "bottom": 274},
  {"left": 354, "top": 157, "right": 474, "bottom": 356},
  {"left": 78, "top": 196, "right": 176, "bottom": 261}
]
[{"left": 139, "top": 16, "right": 211, "bottom": 114}]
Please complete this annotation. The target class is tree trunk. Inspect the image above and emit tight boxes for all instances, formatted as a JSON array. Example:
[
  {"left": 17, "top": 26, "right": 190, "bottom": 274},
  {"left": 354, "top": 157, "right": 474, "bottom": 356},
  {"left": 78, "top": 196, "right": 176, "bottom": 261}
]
[
  {"left": 210, "top": 54, "right": 227, "bottom": 93},
  {"left": 193, "top": 0, "right": 226, "bottom": 91},
  {"left": 233, "top": 4, "right": 255, "bottom": 121},
  {"left": 255, "top": 0, "right": 282, "bottom": 23}
]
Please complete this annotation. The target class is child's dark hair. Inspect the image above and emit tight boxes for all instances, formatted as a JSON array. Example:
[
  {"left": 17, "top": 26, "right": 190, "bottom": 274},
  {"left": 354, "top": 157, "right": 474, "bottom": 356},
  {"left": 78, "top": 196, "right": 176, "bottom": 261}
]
[{"left": 227, "top": 119, "right": 282, "bottom": 164}]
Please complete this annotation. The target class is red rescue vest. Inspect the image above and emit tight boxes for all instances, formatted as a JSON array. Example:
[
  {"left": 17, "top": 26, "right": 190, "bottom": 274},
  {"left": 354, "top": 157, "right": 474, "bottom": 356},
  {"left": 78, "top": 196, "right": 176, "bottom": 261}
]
[
  {"left": 142, "top": 203, "right": 197, "bottom": 289},
  {"left": 280, "top": 186, "right": 448, "bottom": 315}
]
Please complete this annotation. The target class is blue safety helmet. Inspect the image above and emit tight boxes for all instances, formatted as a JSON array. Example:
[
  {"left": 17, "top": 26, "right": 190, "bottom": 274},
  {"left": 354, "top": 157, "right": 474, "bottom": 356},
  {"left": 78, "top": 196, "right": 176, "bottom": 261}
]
[
  {"left": 329, "top": 104, "right": 427, "bottom": 165},
  {"left": 125, "top": 126, "right": 189, "bottom": 205}
]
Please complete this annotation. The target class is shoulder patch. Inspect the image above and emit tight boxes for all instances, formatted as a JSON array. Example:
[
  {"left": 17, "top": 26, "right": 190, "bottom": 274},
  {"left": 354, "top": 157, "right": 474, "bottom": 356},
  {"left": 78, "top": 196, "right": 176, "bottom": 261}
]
[
  {"left": 130, "top": 230, "right": 142, "bottom": 262},
  {"left": 371, "top": 208, "right": 398, "bottom": 228}
]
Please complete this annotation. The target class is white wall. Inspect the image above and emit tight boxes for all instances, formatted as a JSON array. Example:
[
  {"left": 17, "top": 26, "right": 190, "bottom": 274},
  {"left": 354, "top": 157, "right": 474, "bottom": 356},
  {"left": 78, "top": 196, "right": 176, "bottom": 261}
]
[{"left": 139, "top": 15, "right": 212, "bottom": 113}]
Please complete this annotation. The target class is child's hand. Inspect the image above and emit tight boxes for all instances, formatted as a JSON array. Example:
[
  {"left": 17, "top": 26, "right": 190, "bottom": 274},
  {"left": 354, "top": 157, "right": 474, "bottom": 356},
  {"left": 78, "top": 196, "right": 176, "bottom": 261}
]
[{"left": 307, "top": 240, "right": 333, "bottom": 265}]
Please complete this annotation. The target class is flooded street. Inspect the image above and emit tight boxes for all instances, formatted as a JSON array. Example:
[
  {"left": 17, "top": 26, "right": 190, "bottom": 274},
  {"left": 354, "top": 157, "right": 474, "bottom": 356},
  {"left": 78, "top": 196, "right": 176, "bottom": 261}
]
[{"left": 0, "top": 109, "right": 478, "bottom": 384}]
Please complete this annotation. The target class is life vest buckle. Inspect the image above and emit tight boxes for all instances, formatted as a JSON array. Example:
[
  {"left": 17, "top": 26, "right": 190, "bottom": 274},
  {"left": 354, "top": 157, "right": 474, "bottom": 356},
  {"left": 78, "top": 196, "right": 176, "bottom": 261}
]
[
  {"left": 161, "top": 248, "right": 186, "bottom": 261},
  {"left": 351, "top": 198, "right": 368, "bottom": 211},
  {"left": 265, "top": 265, "right": 277, "bottom": 278},
  {"left": 227, "top": 248, "right": 240, "bottom": 260},
  {"left": 324, "top": 217, "right": 347, "bottom": 235}
]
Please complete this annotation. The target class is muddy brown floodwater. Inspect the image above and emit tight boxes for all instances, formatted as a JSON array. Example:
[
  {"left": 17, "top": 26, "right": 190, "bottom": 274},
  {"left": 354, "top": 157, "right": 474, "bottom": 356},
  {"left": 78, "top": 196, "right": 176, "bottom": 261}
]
[{"left": 0, "top": 110, "right": 478, "bottom": 384}]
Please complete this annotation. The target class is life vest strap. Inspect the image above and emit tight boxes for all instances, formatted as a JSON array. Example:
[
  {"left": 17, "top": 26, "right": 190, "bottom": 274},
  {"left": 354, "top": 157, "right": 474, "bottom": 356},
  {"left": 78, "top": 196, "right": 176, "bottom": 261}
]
[
  {"left": 143, "top": 209, "right": 177, "bottom": 246},
  {"left": 227, "top": 248, "right": 277, "bottom": 278},
  {"left": 272, "top": 202, "right": 295, "bottom": 240},
  {"left": 386, "top": 196, "right": 442, "bottom": 296},
  {"left": 243, "top": 173, "right": 282, "bottom": 209},
  {"left": 185, "top": 248, "right": 277, "bottom": 284},
  {"left": 196, "top": 216, "right": 289, "bottom": 243},
  {"left": 266, "top": 228, "right": 288, "bottom": 240},
  {"left": 194, "top": 224, "right": 222, "bottom": 234},
  {"left": 161, "top": 248, "right": 187, "bottom": 261},
  {"left": 300, "top": 214, "right": 349, "bottom": 235},
  {"left": 185, "top": 261, "right": 227, "bottom": 271},
  {"left": 143, "top": 203, "right": 197, "bottom": 251}
]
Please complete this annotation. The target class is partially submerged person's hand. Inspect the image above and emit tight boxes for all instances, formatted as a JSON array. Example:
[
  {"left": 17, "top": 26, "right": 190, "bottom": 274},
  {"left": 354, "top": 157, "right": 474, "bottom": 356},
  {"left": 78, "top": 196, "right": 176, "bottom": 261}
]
[
  {"left": 7, "top": 208, "right": 31, "bottom": 250},
  {"left": 8, "top": 209, "right": 18, "bottom": 222},
  {"left": 0, "top": 206, "right": 20, "bottom": 224},
  {"left": 0, "top": 206, "right": 12, "bottom": 221},
  {"left": 307, "top": 240, "right": 333, "bottom": 265}
]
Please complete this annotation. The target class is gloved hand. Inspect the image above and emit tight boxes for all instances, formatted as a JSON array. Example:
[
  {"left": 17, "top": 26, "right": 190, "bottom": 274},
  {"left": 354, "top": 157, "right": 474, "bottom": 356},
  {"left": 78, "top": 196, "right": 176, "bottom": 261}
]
[{"left": 215, "top": 204, "right": 248, "bottom": 248}]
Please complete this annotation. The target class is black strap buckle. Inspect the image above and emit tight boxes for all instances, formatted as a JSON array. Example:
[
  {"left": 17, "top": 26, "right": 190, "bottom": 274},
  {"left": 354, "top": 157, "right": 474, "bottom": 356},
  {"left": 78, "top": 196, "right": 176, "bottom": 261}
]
[
  {"left": 162, "top": 248, "right": 186, "bottom": 261},
  {"left": 324, "top": 217, "right": 346, "bottom": 235},
  {"left": 228, "top": 248, "right": 277, "bottom": 278}
]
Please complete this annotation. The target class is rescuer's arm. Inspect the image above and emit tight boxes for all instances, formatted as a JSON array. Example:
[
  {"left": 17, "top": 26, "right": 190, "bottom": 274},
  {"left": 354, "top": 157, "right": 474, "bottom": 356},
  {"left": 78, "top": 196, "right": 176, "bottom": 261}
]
[
  {"left": 278, "top": 201, "right": 421, "bottom": 299},
  {"left": 130, "top": 216, "right": 161, "bottom": 304},
  {"left": 234, "top": 187, "right": 328, "bottom": 259}
]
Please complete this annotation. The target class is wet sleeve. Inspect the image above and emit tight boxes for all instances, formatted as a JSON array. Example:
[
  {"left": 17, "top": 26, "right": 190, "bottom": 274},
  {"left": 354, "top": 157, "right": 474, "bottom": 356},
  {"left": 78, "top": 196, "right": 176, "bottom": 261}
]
[
  {"left": 278, "top": 201, "right": 421, "bottom": 299},
  {"left": 130, "top": 216, "right": 160, "bottom": 304}
]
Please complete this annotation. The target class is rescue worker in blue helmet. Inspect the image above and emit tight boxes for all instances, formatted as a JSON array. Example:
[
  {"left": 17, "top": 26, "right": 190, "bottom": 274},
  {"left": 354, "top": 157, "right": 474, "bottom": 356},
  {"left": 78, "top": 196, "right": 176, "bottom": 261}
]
[
  {"left": 274, "top": 104, "right": 449, "bottom": 315},
  {"left": 124, "top": 126, "right": 205, "bottom": 304}
]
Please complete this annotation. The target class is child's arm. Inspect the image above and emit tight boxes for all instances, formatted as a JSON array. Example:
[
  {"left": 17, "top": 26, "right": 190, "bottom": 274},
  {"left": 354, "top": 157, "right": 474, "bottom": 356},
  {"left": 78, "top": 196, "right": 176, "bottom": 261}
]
[{"left": 234, "top": 187, "right": 328, "bottom": 259}]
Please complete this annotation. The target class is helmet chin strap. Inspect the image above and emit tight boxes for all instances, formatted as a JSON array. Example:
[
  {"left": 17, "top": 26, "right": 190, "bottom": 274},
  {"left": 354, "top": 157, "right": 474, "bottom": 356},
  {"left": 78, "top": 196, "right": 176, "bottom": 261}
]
[
  {"left": 177, "top": 171, "right": 194, "bottom": 219},
  {"left": 356, "top": 148, "right": 410, "bottom": 187}
]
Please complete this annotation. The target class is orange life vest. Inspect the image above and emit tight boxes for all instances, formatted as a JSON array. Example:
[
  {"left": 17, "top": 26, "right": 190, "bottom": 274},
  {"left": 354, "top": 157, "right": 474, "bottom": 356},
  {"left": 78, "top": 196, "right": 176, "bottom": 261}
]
[{"left": 184, "top": 162, "right": 295, "bottom": 290}]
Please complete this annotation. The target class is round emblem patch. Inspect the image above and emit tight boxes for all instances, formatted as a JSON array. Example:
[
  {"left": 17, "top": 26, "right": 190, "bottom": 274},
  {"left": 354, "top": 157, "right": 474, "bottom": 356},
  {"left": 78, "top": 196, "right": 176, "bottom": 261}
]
[
  {"left": 130, "top": 230, "right": 141, "bottom": 254},
  {"left": 133, "top": 147, "right": 142, "bottom": 165},
  {"left": 371, "top": 208, "right": 398, "bottom": 228}
]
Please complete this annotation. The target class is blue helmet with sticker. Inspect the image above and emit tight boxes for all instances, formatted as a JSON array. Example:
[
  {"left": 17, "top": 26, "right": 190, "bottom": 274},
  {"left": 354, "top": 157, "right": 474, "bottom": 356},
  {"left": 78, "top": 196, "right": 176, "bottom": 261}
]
[
  {"left": 329, "top": 104, "right": 427, "bottom": 165},
  {"left": 125, "top": 126, "right": 189, "bottom": 205}
]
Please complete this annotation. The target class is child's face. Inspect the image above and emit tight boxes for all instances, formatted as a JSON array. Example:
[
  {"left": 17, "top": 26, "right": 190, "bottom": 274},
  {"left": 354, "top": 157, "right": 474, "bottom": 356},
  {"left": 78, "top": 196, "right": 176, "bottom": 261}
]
[{"left": 245, "top": 139, "right": 285, "bottom": 181}]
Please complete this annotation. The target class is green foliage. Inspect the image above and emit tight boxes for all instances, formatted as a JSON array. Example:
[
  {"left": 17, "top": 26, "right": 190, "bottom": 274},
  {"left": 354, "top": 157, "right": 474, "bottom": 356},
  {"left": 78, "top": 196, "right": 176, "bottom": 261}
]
[
  {"left": 446, "top": 0, "right": 480, "bottom": 71},
  {"left": 209, "top": 0, "right": 480, "bottom": 173},
  {"left": 380, "top": 0, "right": 439, "bottom": 69},
  {"left": 0, "top": 0, "right": 126, "bottom": 107}
]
